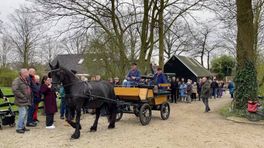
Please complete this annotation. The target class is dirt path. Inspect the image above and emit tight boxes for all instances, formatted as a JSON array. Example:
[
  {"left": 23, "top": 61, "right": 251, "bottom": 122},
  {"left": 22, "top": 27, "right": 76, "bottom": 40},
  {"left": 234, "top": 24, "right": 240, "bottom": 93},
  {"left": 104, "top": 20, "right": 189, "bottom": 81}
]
[{"left": 1, "top": 94, "right": 263, "bottom": 148}]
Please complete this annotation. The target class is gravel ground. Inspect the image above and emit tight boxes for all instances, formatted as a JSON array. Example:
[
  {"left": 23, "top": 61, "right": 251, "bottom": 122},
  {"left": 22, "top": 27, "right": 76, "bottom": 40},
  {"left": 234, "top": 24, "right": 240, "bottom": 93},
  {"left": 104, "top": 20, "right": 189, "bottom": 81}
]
[{"left": 0, "top": 94, "right": 263, "bottom": 148}]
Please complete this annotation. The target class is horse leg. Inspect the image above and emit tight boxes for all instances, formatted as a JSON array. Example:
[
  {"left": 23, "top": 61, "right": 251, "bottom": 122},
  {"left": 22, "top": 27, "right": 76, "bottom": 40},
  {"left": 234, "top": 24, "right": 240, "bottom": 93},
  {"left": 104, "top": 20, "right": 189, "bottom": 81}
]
[
  {"left": 71, "top": 107, "right": 81, "bottom": 139},
  {"left": 108, "top": 104, "right": 117, "bottom": 129},
  {"left": 66, "top": 106, "right": 77, "bottom": 129},
  {"left": 90, "top": 108, "right": 101, "bottom": 132}
]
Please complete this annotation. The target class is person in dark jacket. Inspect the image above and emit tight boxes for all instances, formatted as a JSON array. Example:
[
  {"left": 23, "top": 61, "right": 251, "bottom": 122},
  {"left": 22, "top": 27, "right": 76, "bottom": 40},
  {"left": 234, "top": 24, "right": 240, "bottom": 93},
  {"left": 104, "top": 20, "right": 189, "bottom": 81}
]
[
  {"left": 40, "top": 76, "right": 58, "bottom": 129},
  {"left": 33, "top": 75, "right": 41, "bottom": 122},
  {"left": 201, "top": 77, "right": 211, "bottom": 112},
  {"left": 123, "top": 63, "right": 141, "bottom": 87},
  {"left": 12, "top": 69, "right": 32, "bottom": 134},
  {"left": 170, "top": 77, "right": 178, "bottom": 103},
  {"left": 26, "top": 68, "right": 39, "bottom": 127},
  {"left": 153, "top": 67, "right": 167, "bottom": 89},
  {"left": 197, "top": 78, "right": 202, "bottom": 101},
  {"left": 228, "top": 80, "right": 235, "bottom": 98},
  {"left": 210, "top": 79, "right": 218, "bottom": 99}
]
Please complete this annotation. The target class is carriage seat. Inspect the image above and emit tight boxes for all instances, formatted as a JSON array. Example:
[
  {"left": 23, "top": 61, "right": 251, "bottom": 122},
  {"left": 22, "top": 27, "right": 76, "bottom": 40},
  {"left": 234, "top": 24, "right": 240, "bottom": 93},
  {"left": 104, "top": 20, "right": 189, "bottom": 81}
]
[
  {"left": 155, "top": 90, "right": 171, "bottom": 96},
  {"left": 137, "top": 84, "right": 154, "bottom": 89}
]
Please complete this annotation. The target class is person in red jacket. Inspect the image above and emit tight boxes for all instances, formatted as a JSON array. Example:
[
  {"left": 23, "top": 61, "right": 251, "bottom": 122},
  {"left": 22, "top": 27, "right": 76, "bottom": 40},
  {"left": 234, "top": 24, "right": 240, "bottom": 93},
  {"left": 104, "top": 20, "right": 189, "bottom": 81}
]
[
  {"left": 33, "top": 75, "right": 41, "bottom": 122},
  {"left": 40, "top": 76, "right": 57, "bottom": 129}
]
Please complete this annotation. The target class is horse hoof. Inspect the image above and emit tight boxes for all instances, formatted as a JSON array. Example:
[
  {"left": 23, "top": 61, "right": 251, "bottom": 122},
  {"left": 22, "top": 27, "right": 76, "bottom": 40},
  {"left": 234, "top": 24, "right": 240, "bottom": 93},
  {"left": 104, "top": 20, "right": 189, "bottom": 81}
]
[
  {"left": 108, "top": 124, "right": 115, "bottom": 129},
  {"left": 71, "top": 133, "right": 80, "bottom": 139},
  {"left": 90, "top": 127, "right": 97, "bottom": 132}
]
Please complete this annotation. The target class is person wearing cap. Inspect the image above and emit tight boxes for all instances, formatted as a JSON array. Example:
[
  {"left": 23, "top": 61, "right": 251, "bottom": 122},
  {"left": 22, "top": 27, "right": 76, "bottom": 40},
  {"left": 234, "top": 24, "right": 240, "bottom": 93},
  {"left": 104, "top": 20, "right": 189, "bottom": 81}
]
[
  {"left": 153, "top": 67, "right": 167, "bottom": 89},
  {"left": 123, "top": 63, "right": 141, "bottom": 87}
]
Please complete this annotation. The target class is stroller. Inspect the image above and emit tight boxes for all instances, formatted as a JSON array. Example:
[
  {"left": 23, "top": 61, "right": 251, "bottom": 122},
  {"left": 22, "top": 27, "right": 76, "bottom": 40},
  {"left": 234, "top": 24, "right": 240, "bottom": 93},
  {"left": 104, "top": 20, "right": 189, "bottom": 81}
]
[{"left": 0, "top": 89, "right": 16, "bottom": 129}]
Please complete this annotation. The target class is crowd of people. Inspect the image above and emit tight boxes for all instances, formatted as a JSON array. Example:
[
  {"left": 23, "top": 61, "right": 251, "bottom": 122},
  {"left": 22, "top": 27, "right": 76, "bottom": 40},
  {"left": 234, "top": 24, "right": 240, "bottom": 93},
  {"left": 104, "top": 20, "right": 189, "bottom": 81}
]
[
  {"left": 10, "top": 63, "right": 235, "bottom": 134},
  {"left": 12, "top": 68, "right": 58, "bottom": 133},
  {"left": 11, "top": 67, "right": 117, "bottom": 134},
  {"left": 169, "top": 78, "right": 235, "bottom": 103}
]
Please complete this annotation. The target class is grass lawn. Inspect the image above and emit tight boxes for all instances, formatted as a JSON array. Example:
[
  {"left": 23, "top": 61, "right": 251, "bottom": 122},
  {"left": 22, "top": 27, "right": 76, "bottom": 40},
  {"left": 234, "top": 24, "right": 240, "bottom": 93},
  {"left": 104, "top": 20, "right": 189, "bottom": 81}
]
[
  {"left": 0, "top": 87, "right": 61, "bottom": 112},
  {"left": 0, "top": 87, "right": 16, "bottom": 110}
]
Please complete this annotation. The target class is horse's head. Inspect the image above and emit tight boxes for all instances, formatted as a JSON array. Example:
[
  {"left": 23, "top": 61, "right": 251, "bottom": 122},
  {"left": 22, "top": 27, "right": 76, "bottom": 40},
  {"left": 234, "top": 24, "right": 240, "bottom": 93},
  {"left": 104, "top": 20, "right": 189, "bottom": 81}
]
[
  {"left": 49, "top": 61, "right": 79, "bottom": 89},
  {"left": 48, "top": 61, "right": 65, "bottom": 88}
]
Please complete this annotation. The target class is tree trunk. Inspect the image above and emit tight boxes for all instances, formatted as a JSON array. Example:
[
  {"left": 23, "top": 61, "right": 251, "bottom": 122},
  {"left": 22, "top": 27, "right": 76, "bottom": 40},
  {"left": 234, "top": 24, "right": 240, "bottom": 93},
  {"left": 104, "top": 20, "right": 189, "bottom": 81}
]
[
  {"left": 207, "top": 51, "right": 210, "bottom": 70},
  {"left": 158, "top": 0, "right": 165, "bottom": 67},
  {"left": 138, "top": 0, "right": 150, "bottom": 73},
  {"left": 234, "top": 0, "right": 258, "bottom": 109},
  {"left": 110, "top": 0, "right": 127, "bottom": 77},
  {"left": 253, "top": 1, "right": 263, "bottom": 53}
]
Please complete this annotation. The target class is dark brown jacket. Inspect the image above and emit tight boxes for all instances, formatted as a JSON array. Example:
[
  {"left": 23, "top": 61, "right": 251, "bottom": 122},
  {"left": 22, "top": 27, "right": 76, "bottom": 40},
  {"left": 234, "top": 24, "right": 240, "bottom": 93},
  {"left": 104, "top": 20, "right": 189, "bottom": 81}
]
[
  {"left": 201, "top": 80, "right": 211, "bottom": 98},
  {"left": 12, "top": 77, "right": 32, "bottom": 106}
]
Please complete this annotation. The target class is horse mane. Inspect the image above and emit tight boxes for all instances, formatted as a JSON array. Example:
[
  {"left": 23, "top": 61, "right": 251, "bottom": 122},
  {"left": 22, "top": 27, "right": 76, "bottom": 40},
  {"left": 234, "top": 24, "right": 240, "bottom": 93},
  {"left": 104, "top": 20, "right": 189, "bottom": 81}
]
[{"left": 59, "top": 66, "right": 80, "bottom": 80}]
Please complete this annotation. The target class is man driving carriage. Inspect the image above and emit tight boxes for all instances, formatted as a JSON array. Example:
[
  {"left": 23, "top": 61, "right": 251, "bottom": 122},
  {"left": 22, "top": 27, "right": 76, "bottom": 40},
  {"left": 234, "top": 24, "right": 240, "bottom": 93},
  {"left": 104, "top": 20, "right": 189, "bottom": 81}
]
[{"left": 122, "top": 63, "right": 141, "bottom": 87}]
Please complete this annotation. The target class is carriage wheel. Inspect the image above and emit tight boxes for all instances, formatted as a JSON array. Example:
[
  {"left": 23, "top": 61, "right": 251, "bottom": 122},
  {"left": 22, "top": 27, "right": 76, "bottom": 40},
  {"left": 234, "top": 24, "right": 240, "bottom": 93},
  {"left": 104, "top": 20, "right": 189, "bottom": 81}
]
[
  {"left": 160, "top": 102, "right": 170, "bottom": 120},
  {"left": 139, "top": 103, "right": 152, "bottom": 126},
  {"left": 116, "top": 112, "right": 123, "bottom": 122}
]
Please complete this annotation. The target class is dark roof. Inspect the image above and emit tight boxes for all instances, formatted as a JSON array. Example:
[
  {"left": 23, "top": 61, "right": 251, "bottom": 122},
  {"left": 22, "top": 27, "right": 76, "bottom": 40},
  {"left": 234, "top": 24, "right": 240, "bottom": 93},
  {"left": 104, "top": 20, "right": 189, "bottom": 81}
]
[
  {"left": 166, "top": 55, "right": 212, "bottom": 77},
  {"left": 51, "top": 54, "right": 87, "bottom": 74}
]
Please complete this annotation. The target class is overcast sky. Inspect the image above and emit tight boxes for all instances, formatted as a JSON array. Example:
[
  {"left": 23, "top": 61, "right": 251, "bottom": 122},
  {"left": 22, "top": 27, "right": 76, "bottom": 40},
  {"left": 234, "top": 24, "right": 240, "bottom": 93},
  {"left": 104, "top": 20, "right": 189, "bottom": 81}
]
[{"left": 0, "top": 0, "right": 27, "bottom": 22}]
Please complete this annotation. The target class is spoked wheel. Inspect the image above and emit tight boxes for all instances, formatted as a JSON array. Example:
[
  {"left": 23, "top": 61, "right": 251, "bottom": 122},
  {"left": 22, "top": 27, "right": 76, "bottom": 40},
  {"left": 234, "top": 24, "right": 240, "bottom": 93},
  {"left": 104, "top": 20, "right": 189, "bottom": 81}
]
[
  {"left": 160, "top": 102, "right": 170, "bottom": 120},
  {"left": 116, "top": 112, "right": 123, "bottom": 122},
  {"left": 139, "top": 103, "right": 152, "bottom": 126}
]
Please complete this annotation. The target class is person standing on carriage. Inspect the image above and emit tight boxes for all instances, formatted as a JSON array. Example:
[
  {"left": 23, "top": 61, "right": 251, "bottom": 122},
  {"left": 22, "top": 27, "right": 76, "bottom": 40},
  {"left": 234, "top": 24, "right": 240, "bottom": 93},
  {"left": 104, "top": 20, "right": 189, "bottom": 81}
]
[
  {"left": 123, "top": 63, "right": 141, "bottom": 87},
  {"left": 153, "top": 67, "right": 167, "bottom": 89},
  {"left": 12, "top": 69, "right": 32, "bottom": 134}
]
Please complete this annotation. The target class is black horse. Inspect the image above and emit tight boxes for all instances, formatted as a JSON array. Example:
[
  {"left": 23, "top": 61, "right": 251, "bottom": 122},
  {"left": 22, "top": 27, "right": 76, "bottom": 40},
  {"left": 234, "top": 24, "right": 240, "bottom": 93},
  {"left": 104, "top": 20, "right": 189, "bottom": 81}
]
[{"left": 49, "top": 62, "right": 117, "bottom": 139}]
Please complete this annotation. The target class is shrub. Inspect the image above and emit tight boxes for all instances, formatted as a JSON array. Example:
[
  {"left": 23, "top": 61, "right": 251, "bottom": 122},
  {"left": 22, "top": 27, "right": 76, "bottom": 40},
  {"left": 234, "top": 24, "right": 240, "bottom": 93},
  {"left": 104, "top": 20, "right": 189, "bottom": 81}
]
[{"left": 0, "top": 68, "right": 18, "bottom": 87}]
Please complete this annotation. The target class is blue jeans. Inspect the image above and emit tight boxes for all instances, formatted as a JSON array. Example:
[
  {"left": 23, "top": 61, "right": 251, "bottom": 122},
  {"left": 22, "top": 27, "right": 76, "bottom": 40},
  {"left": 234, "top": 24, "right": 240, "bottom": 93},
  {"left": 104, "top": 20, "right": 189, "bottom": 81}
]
[
  {"left": 27, "top": 103, "right": 35, "bottom": 124},
  {"left": 17, "top": 106, "right": 28, "bottom": 130},
  {"left": 122, "top": 81, "right": 137, "bottom": 87},
  {"left": 60, "top": 97, "right": 66, "bottom": 117}
]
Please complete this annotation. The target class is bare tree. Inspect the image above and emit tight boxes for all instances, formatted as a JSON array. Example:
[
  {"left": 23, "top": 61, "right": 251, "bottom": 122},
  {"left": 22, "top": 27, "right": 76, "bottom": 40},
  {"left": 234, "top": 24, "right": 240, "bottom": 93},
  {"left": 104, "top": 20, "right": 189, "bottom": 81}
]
[
  {"left": 164, "top": 21, "right": 195, "bottom": 59},
  {"left": 61, "top": 32, "right": 89, "bottom": 55},
  {"left": 37, "top": 37, "right": 63, "bottom": 63},
  {"left": 7, "top": 6, "right": 43, "bottom": 67},
  {"left": 32, "top": 0, "right": 208, "bottom": 74},
  {"left": 0, "top": 34, "right": 12, "bottom": 68}
]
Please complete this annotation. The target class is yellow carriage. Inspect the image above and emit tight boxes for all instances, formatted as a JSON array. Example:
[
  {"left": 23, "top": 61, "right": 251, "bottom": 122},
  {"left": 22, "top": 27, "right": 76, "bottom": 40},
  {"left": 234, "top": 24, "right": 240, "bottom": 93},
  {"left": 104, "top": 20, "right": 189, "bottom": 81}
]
[{"left": 114, "top": 83, "right": 171, "bottom": 125}]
